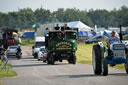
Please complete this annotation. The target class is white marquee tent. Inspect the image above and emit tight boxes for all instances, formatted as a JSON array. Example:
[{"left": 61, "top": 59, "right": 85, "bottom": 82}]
[{"left": 67, "top": 21, "right": 92, "bottom": 32}]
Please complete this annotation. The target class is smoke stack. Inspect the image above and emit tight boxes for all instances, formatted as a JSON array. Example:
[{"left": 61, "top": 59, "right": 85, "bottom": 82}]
[{"left": 119, "top": 25, "right": 123, "bottom": 40}]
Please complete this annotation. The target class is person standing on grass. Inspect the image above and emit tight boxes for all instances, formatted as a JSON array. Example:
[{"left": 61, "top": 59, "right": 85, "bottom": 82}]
[{"left": 0, "top": 45, "right": 6, "bottom": 65}]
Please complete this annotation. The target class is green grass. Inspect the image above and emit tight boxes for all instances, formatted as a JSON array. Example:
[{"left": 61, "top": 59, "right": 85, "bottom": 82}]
[
  {"left": 76, "top": 43, "right": 94, "bottom": 64},
  {"left": 0, "top": 63, "right": 12, "bottom": 69},
  {"left": 76, "top": 42, "right": 125, "bottom": 69},
  {"left": 0, "top": 61, "right": 17, "bottom": 78},
  {"left": 0, "top": 70, "right": 17, "bottom": 78},
  {"left": 20, "top": 39, "right": 34, "bottom": 46},
  {"left": 0, "top": 82, "right": 6, "bottom": 85}
]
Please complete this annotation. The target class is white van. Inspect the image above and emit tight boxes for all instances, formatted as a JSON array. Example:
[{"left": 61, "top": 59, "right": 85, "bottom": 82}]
[{"left": 32, "top": 37, "right": 45, "bottom": 58}]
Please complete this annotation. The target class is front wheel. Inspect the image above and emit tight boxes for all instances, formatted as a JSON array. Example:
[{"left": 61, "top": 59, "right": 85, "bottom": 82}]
[
  {"left": 68, "top": 55, "right": 76, "bottom": 64},
  {"left": 72, "top": 55, "right": 76, "bottom": 64},
  {"left": 92, "top": 45, "right": 102, "bottom": 75},
  {"left": 47, "top": 53, "right": 55, "bottom": 65}
]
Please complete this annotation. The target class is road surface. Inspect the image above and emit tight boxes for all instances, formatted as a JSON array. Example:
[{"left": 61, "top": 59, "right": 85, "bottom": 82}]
[{"left": 0, "top": 46, "right": 128, "bottom": 85}]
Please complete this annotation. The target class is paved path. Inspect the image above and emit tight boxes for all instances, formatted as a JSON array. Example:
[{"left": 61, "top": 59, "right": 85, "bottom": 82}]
[{"left": 0, "top": 46, "right": 128, "bottom": 85}]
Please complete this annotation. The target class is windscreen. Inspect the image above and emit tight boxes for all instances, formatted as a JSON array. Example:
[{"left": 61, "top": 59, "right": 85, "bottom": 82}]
[
  {"left": 49, "top": 31, "right": 77, "bottom": 40},
  {"left": 40, "top": 48, "right": 45, "bottom": 51},
  {"left": 35, "top": 42, "right": 45, "bottom": 48},
  {"left": 65, "top": 32, "right": 77, "bottom": 40},
  {"left": 9, "top": 47, "right": 18, "bottom": 49},
  {"left": 49, "top": 32, "right": 62, "bottom": 40}
]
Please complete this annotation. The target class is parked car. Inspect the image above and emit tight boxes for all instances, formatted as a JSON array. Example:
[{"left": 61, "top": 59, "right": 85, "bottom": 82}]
[
  {"left": 7, "top": 45, "right": 22, "bottom": 59},
  {"left": 38, "top": 46, "right": 47, "bottom": 62},
  {"left": 7, "top": 46, "right": 18, "bottom": 56},
  {"left": 85, "top": 36, "right": 103, "bottom": 44},
  {"left": 123, "top": 34, "right": 128, "bottom": 40}
]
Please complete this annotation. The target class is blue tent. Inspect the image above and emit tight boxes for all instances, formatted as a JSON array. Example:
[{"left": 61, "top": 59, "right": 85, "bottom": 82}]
[
  {"left": 20, "top": 31, "right": 35, "bottom": 39},
  {"left": 78, "top": 32, "right": 93, "bottom": 37}
]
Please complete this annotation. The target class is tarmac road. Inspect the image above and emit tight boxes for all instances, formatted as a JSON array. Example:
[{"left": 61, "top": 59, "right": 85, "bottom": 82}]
[{"left": 0, "top": 46, "right": 128, "bottom": 85}]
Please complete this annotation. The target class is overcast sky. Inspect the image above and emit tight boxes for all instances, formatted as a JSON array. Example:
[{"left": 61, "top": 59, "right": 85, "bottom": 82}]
[{"left": 0, "top": 0, "right": 128, "bottom": 13}]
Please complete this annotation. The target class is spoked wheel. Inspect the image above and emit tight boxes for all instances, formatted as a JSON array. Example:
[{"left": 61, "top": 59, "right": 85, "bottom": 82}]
[
  {"left": 47, "top": 53, "right": 55, "bottom": 65},
  {"left": 47, "top": 53, "right": 51, "bottom": 64},
  {"left": 50, "top": 54, "right": 55, "bottom": 65},
  {"left": 102, "top": 58, "right": 108, "bottom": 76},
  {"left": 68, "top": 58, "right": 72, "bottom": 64},
  {"left": 72, "top": 55, "right": 76, "bottom": 64},
  {"left": 92, "top": 45, "right": 102, "bottom": 75},
  {"left": 68, "top": 55, "right": 76, "bottom": 64}
]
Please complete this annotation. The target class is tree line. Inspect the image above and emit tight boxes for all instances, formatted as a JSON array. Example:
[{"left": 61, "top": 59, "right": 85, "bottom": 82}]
[{"left": 0, "top": 5, "right": 128, "bottom": 30}]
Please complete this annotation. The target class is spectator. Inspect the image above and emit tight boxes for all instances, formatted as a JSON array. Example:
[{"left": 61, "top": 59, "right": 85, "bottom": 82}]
[
  {"left": 64, "top": 24, "right": 70, "bottom": 30},
  {"left": 0, "top": 45, "right": 6, "bottom": 60},
  {"left": 54, "top": 24, "right": 60, "bottom": 30},
  {"left": 45, "top": 28, "right": 50, "bottom": 37},
  {"left": 61, "top": 24, "right": 71, "bottom": 31}
]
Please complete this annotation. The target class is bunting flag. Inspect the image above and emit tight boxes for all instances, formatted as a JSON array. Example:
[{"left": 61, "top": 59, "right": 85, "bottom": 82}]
[{"left": 32, "top": 24, "right": 36, "bottom": 28}]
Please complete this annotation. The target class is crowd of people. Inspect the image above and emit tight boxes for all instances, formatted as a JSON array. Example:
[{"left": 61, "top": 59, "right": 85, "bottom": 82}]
[{"left": 45, "top": 23, "right": 72, "bottom": 33}]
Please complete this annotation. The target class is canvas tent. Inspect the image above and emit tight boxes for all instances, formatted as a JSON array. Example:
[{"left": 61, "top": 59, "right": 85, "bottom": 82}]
[{"left": 67, "top": 21, "right": 92, "bottom": 32}]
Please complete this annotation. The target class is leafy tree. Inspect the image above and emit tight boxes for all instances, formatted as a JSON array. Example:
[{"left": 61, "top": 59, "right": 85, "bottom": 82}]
[
  {"left": 17, "top": 8, "right": 36, "bottom": 29},
  {"left": 0, "top": 6, "right": 128, "bottom": 30},
  {"left": 34, "top": 8, "right": 52, "bottom": 24},
  {"left": 0, "top": 12, "right": 10, "bottom": 28}
]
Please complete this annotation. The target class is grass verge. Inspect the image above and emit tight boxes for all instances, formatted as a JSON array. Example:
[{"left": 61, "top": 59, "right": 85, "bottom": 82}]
[
  {"left": 20, "top": 39, "right": 34, "bottom": 46},
  {"left": 0, "top": 61, "right": 17, "bottom": 78},
  {"left": 0, "top": 70, "right": 17, "bottom": 78},
  {"left": 76, "top": 42, "right": 125, "bottom": 69},
  {"left": 76, "top": 43, "right": 94, "bottom": 64}
]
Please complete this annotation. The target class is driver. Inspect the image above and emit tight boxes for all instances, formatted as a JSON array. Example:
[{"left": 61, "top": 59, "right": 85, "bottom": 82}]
[
  {"left": 17, "top": 45, "right": 21, "bottom": 53},
  {"left": 106, "top": 30, "right": 120, "bottom": 48},
  {"left": 106, "top": 30, "right": 120, "bottom": 56}
]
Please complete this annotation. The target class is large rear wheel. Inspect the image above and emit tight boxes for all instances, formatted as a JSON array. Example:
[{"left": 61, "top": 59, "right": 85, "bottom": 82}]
[
  {"left": 102, "top": 58, "right": 108, "bottom": 76},
  {"left": 125, "top": 56, "right": 128, "bottom": 74},
  {"left": 92, "top": 45, "right": 102, "bottom": 75}
]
